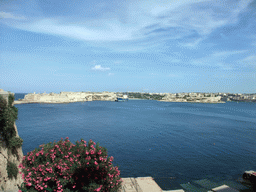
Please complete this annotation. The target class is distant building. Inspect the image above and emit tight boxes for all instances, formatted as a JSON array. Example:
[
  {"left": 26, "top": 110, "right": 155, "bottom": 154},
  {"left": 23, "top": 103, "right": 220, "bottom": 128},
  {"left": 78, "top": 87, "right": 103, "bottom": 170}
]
[{"left": 0, "top": 89, "right": 13, "bottom": 104}]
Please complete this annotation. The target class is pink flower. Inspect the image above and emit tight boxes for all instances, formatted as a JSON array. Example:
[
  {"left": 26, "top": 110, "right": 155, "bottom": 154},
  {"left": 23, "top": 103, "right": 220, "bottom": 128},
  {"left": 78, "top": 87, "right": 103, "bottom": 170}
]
[{"left": 94, "top": 185, "right": 102, "bottom": 191}]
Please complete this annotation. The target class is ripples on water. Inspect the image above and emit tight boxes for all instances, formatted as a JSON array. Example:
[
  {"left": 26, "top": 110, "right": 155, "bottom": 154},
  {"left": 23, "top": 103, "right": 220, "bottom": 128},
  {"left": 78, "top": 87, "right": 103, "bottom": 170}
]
[{"left": 14, "top": 94, "right": 256, "bottom": 190}]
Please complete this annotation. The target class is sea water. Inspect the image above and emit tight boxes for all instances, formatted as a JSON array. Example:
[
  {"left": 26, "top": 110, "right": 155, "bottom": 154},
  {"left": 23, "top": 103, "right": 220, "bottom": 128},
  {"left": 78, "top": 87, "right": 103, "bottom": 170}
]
[{"left": 14, "top": 93, "right": 256, "bottom": 190}]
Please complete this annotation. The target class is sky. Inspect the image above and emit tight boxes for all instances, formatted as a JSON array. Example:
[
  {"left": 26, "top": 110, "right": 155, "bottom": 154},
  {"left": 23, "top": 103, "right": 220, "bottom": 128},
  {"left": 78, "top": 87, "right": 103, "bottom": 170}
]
[{"left": 0, "top": 0, "right": 256, "bottom": 94}]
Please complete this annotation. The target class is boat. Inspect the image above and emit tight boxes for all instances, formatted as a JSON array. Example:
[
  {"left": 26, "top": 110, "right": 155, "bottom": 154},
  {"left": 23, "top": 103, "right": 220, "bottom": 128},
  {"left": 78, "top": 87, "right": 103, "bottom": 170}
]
[
  {"left": 115, "top": 95, "right": 128, "bottom": 102},
  {"left": 242, "top": 170, "right": 256, "bottom": 185}
]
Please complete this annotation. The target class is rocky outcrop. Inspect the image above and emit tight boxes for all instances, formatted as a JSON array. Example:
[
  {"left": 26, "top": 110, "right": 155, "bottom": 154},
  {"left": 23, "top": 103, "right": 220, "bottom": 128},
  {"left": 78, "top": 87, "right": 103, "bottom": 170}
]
[
  {"left": 14, "top": 91, "right": 118, "bottom": 104},
  {"left": 0, "top": 124, "right": 24, "bottom": 192},
  {"left": 0, "top": 90, "right": 24, "bottom": 192}
]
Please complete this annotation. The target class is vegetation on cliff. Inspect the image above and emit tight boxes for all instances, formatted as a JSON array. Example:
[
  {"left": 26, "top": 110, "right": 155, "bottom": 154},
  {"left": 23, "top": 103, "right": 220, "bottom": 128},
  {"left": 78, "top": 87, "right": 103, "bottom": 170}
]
[{"left": 0, "top": 93, "right": 23, "bottom": 180}]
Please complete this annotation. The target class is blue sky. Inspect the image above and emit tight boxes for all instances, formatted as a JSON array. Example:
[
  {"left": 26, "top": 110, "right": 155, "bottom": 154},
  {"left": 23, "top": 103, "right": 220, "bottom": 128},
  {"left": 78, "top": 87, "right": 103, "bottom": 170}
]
[{"left": 1, "top": 0, "right": 256, "bottom": 93}]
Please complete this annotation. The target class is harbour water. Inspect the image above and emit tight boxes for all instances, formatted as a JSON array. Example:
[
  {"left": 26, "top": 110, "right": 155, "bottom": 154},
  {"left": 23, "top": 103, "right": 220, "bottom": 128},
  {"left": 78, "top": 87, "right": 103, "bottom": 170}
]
[{"left": 14, "top": 93, "right": 256, "bottom": 190}]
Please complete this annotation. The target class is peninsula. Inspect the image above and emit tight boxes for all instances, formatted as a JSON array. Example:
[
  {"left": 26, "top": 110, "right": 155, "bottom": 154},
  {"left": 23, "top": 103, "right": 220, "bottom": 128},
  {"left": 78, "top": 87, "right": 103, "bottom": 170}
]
[{"left": 14, "top": 91, "right": 119, "bottom": 104}]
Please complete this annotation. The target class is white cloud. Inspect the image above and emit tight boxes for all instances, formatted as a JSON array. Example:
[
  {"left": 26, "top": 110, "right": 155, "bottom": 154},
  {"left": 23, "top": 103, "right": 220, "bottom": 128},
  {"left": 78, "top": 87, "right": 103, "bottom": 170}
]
[
  {"left": 240, "top": 55, "right": 256, "bottom": 67},
  {"left": 178, "top": 38, "right": 204, "bottom": 49},
  {"left": 0, "top": 11, "right": 26, "bottom": 20},
  {"left": 114, "top": 61, "right": 122, "bottom": 64},
  {"left": 11, "top": 18, "right": 138, "bottom": 41},
  {"left": 136, "top": 0, "right": 253, "bottom": 40},
  {"left": 191, "top": 50, "right": 248, "bottom": 68},
  {"left": 211, "top": 50, "right": 248, "bottom": 57},
  {"left": 149, "top": 73, "right": 159, "bottom": 76},
  {"left": 1, "top": 0, "right": 253, "bottom": 42},
  {"left": 216, "top": 63, "right": 233, "bottom": 70},
  {"left": 168, "top": 73, "right": 182, "bottom": 78},
  {"left": 91, "top": 65, "right": 110, "bottom": 71}
]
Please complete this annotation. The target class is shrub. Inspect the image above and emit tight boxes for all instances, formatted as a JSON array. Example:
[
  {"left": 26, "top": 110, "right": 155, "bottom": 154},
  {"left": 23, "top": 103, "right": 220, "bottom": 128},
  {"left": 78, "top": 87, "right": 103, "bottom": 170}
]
[
  {"left": 18, "top": 138, "right": 122, "bottom": 192},
  {"left": 0, "top": 94, "right": 18, "bottom": 150},
  {"left": 9, "top": 136, "right": 23, "bottom": 149},
  {"left": 0, "top": 93, "right": 21, "bottom": 181},
  {"left": 7, "top": 161, "right": 19, "bottom": 180}
]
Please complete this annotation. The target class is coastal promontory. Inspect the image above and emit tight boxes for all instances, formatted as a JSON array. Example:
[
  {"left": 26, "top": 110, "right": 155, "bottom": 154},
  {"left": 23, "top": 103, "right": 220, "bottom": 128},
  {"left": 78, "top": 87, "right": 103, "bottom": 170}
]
[{"left": 14, "top": 91, "right": 118, "bottom": 104}]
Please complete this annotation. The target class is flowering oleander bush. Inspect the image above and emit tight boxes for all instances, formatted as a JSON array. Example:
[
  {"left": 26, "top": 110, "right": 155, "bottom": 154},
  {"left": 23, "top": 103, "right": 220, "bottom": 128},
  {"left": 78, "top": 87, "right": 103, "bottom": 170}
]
[{"left": 18, "top": 138, "right": 122, "bottom": 192}]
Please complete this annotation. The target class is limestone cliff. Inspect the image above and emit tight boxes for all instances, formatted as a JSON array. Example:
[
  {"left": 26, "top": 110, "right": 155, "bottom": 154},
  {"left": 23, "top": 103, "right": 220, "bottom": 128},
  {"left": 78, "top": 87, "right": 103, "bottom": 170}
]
[
  {"left": 0, "top": 124, "right": 24, "bottom": 192},
  {"left": 0, "top": 90, "right": 24, "bottom": 192}
]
